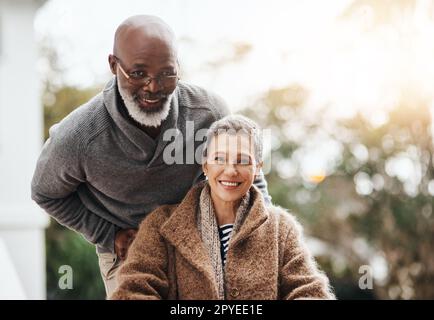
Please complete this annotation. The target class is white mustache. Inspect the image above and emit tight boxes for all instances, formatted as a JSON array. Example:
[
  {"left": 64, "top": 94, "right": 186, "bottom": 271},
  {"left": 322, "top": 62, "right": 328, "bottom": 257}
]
[{"left": 134, "top": 92, "right": 168, "bottom": 100}]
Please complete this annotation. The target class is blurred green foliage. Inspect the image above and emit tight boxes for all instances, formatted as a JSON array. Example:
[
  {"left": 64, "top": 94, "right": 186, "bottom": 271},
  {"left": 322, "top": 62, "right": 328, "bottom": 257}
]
[
  {"left": 46, "top": 219, "right": 105, "bottom": 300},
  {"left": 243, "top": 84, "right": 434, "bottom": 299}
]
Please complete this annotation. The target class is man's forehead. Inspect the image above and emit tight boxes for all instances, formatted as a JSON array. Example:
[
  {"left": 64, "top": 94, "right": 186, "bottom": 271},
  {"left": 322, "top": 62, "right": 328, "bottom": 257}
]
[
  {"left": 118, "top": 31, "right": 174, "bottom": 52},
  {"left": 120, "top": 35, "right": 175, "bottom": 58}
]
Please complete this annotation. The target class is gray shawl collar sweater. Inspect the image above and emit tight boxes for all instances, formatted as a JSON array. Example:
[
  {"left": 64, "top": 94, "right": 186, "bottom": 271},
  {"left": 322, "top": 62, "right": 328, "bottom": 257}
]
[{"left": 31, "top": 78, "right": 270, "bottom": 253}]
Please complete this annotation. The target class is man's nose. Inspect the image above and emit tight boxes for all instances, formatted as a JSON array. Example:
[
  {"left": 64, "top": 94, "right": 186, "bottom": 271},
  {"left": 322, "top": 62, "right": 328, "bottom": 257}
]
[{"left": 143, "top": 78, "right": 160, "bottom": 92}]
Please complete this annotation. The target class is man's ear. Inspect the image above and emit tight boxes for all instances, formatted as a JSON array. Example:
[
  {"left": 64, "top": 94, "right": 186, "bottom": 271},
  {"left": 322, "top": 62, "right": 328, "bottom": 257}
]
[
  {"left": 176, "top": 58, "right": 182, "bottom": 77},
  {"left": 108, "top": 54, "right": 117, "bottom": 75}
]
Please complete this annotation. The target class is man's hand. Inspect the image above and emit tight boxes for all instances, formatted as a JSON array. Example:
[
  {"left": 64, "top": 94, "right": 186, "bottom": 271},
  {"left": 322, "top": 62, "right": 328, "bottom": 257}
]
[{"left": 114, "top": 228, "right": 138, "bottom": 261}]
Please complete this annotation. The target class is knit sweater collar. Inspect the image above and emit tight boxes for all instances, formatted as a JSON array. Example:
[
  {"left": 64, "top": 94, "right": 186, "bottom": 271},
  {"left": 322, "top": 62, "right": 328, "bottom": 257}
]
[{"left": 102, "top": 77, "right": 180, "bottom": 164}]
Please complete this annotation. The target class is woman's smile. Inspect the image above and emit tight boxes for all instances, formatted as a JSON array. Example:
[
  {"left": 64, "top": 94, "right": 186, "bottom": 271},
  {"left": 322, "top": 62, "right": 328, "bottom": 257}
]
[{"left": 218, "top": 180, "right": 243, "bottom": 190}]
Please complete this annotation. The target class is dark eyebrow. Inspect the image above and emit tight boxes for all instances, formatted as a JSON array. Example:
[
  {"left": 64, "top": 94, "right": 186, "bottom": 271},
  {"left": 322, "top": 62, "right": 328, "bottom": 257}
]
[
  {"left": 131, "top": 63, "right": 148, "bottom": 68},
  {"left": 130, "top": 63, "right": 176, "bottom": 70}
]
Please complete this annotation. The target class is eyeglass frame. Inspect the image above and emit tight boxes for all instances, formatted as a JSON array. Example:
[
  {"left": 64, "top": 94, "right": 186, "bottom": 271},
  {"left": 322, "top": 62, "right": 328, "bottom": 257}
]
[{"left": 113, "top": 55, "right": 179, "bottom": 88}]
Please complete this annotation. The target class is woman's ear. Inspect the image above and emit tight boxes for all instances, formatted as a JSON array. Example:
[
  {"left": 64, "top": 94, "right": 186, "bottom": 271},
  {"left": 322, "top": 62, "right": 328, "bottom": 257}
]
[
  {"left": 255, "top": 161, "right": 263, "bottom": 178},
  {"left": 202, "top": 161, "right": 208, "bottom": 177}
]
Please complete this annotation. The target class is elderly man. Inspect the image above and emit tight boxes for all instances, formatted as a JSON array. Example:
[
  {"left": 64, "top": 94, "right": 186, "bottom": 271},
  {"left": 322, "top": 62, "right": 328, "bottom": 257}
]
[{"left": 31, "top": 15, "right": 271, "bottom": 298}]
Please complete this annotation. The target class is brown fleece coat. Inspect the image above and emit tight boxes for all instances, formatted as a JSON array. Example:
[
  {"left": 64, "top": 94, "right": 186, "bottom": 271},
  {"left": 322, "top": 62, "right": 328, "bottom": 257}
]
[{"left": 110, "top": 182, "right": 335, "bottom": 300}]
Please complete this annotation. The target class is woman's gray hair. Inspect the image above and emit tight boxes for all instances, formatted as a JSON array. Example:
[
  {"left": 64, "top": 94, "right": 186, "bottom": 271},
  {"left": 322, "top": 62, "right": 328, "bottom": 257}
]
[{"left": 202, "top": 114, "right": 263, "bottom": 163}]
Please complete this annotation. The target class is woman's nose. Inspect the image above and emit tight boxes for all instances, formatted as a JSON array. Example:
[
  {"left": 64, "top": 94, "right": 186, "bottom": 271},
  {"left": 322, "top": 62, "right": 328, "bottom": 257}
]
[{"left": 224, "top": 164, "right": 238, "bottom": 176}]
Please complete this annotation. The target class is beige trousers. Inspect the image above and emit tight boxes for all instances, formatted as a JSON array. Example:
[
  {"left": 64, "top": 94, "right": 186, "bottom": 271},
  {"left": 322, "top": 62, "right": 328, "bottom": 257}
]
[{"left": 97, "top": 251, "right": 122, "bottom": 299}]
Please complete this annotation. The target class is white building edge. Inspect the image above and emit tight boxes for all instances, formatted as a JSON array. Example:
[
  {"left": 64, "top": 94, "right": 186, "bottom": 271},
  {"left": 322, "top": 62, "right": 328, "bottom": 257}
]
[{"left": 0, "top": 0, "right": 49, "bottom": 299}]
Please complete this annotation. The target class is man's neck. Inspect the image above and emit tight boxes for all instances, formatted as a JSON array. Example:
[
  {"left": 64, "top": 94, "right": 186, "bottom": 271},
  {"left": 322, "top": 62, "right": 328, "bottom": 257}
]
[{"left": 138, "top": 123, "right": 161, "bottom": 140}]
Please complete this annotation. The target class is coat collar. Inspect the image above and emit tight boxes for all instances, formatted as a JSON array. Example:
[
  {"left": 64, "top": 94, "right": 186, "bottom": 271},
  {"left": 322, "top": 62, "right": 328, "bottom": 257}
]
[
  {"left": 159, "top": 181, "right": 269, "bottom": 296},
  {"left": 229, "top": 185, "right": 269, "bottom": 247},
  {"left": 159, "top": 181, "right": 217, "bottom": 296}
]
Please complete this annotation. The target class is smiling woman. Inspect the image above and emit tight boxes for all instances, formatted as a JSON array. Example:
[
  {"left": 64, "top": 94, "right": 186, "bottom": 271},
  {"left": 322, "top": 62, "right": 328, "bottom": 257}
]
[
  {"left": 110, "top": 115, "right": 335, "bottom": 300},
  {"left": 201, "top": 115, "right": 263, "bottom": 225}
]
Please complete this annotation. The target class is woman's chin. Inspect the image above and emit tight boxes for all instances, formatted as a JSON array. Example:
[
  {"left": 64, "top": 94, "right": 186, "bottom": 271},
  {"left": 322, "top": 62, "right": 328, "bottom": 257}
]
[{"left": 216, "top": 193, "right": 243, "bottom": 203}]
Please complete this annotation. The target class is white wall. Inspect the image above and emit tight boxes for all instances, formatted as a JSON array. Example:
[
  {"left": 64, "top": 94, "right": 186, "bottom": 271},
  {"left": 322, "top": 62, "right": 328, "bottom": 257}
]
[
  {"left": 0, "top": 239, "right": 26, "bottom": 299},
  {"left": 0, "top": 0, "right": 49, "bottom": 300}
]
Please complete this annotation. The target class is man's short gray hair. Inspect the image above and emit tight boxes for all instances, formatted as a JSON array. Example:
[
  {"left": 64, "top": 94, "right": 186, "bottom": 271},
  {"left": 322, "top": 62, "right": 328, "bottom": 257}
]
[{"left": 202, "top": 114, "right": 263, "bottom": 163}]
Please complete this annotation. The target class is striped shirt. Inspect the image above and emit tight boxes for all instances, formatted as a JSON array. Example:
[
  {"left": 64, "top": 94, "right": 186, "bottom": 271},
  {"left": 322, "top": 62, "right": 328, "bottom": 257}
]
[{"left": 218, "top": 224, "right": 234, "bottom": 267}]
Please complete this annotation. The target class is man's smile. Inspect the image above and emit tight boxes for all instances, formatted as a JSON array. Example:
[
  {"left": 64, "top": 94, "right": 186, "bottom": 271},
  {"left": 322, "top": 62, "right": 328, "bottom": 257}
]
[{"left": 136, "top": 95, "right": 166, "bottom": 111}]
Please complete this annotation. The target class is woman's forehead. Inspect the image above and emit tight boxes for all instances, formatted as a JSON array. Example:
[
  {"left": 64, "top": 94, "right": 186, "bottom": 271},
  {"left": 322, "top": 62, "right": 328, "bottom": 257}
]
[{"left": 208, "top": 133, "right": 255, "bottom": 153}]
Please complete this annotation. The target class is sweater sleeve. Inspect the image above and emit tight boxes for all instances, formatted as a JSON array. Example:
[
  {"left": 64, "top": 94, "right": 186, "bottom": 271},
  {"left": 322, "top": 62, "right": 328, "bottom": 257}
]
[
  {"left": 279, "top": 213, "right": 335, "bottom": 300},
  {"left": 31, "top": 123, "right": 118, "bottom": 253},
  {"left": 253, "top": 170, "right": 272, "bottom": 205},
  {"left": 208, "top": 90, "right": 230, "bottom": 119},
  {"left": 110, "top": 209, "right": 170, "bottom": 300}
]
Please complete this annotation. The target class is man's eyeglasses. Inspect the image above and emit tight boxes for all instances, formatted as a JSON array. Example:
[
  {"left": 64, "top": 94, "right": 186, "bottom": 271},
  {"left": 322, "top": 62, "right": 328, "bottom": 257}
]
[{"left": 114, "top": 56, "right": 179, "bottom": 88}]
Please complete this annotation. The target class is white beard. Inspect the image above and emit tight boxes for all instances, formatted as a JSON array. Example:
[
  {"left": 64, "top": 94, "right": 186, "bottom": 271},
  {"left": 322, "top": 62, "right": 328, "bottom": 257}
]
[{"left": 117, "top": 77, "right": 172, "bottom": 128}]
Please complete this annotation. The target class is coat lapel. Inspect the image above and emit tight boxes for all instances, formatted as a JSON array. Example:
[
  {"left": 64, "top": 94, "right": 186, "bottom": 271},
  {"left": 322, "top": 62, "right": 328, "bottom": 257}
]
[
  {"left": 229, "top": 185, "right": 269, "bottom": 248},
  {"left": 159, "top": 182, "right": 219, "bottom": 297}
]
